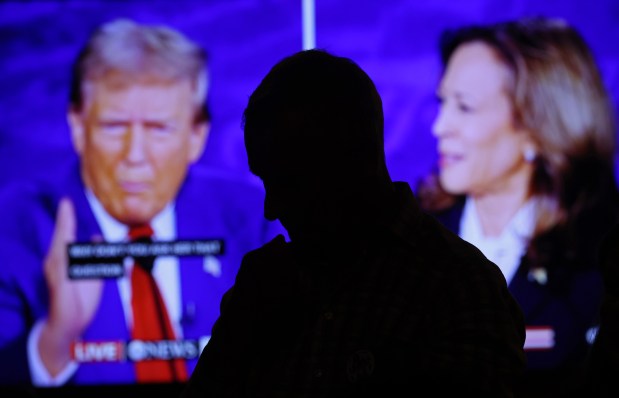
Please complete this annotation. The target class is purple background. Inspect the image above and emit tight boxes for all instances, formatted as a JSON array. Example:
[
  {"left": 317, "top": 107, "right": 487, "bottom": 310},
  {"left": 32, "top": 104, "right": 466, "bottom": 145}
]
[
  {"left": 0, "top": 0, "right": 619, "bottom": 192},
  {"left": 314, "top": 0, "right": 619, "bottom": 187},
  {"left": 0, "top": 0, "right": 617, "bottom": 191},
  {"left": 0, "top": 0, "right": 303, "bottom": 188}
]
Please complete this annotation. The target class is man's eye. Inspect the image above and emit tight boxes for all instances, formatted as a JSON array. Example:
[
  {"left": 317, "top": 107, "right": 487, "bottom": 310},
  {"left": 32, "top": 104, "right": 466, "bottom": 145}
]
[
  {"left": 146, "top": 122, "right": 174, "bottom": 135},
  {"left": 99, "top": 122, "right": 127, "bottom": 135}
]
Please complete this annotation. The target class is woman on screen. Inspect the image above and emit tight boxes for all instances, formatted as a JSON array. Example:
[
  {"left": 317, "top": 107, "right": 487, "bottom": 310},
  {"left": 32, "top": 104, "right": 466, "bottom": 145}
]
[{"left": 417, "top": 16, "right": 619, "bottom": 396}]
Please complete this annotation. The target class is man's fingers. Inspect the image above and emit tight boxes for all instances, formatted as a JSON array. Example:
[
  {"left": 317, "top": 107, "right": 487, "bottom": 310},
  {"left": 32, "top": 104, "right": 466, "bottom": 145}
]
[
  {"left": 53, "top": 198, "right": 76, "bottom": 249},
  {"left": 46, "top": 198, "right": 77, "bottom": 277}
]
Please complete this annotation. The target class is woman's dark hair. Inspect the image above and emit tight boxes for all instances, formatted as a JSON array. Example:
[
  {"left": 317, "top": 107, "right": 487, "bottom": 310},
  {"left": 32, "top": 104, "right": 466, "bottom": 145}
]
[{"left": 418, "top": 16, "right": 619, "bottom": 273}]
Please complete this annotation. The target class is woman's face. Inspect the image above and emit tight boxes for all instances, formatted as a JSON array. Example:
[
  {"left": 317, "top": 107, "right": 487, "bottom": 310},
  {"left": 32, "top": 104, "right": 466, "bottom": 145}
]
[{"left": 432, "top": 41, "right": 535, "bottom": 197}]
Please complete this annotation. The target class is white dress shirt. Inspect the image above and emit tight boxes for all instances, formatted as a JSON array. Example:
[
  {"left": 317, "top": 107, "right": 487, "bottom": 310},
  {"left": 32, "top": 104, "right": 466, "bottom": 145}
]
[
  {"left": 28, "top": 190, "right": 182, "bottom": 386},
  {"left": 460, "top": 198, "right": 559, "bottom": 350},
  {"left": 459, "top": 197, "right": 536, "bottom": 285}
]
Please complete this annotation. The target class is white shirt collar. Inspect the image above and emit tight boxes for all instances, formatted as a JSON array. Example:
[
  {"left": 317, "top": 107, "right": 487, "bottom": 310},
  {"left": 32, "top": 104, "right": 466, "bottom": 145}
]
[
  {"left": 84, "top": 189, "right": 181, "bottom": 336},
  {"left": 84, "top": 189, "right": 177, "bottom": 242},
  {"left": 460, "top": 197, "right": 536, "bottom": 284}
]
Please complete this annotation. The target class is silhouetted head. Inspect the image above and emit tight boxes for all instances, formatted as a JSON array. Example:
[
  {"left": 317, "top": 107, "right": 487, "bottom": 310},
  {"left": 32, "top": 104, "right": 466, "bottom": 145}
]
[{"left": 243, "top": 49, "right": 391, "bottom": 246}]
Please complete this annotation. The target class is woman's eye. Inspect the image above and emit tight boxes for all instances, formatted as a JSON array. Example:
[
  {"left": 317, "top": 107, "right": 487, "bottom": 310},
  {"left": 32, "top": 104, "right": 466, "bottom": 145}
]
[{"left": 457, "top": 102, "right": 473, "bottom": 113}]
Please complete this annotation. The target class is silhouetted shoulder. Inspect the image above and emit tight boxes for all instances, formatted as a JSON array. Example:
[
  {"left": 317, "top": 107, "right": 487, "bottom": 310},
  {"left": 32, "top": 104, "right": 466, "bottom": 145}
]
[
  {"left": 418, "top": 208, "right": 509, "bottom": 284},
  {"left": 384, "top": 183, "right": 512, "bottom": 294},
  {"left": 237, "top": 234, "right": 289, "bottom": 273},
  {"left": 366, "top": 184, "right": 526, "bottom": 396},
  {"left": 231, "top": 234, "right": 296, "bottom": 298}
]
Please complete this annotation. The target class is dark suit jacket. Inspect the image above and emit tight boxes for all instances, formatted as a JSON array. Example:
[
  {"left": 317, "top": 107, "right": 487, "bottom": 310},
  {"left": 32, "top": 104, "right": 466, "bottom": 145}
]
[
  {"left": 582, "top": 222, "right": 619, "bottom": 397},
  {"left": 431, "top": 197, "right": 613, "bottom": 397},
  {"left": 182, "top": 182, "right": 526, "bottom": 398},
  {"left": 0, "top": 161, "right": 284, "bottom": 385}
]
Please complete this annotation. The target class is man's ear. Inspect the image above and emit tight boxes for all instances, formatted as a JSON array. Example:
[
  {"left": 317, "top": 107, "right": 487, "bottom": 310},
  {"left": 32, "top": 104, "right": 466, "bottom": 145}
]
[
  {"left": 188, "top": 121, "right": 210, "bottom": 163},
  {"left": 67, "top": 109, "right": 86, "bottom": 155}
]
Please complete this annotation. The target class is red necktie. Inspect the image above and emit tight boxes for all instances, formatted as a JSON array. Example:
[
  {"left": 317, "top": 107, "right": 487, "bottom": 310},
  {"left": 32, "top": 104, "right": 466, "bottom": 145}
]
[{"left": 129, "top": 225, "right": 188, "bottom": 383}]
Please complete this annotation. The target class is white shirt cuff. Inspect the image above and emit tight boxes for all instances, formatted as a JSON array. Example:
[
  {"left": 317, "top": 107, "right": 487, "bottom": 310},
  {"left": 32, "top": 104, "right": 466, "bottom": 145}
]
[{"left": 27, "top": 319, "right": 78, "bottom": 386}]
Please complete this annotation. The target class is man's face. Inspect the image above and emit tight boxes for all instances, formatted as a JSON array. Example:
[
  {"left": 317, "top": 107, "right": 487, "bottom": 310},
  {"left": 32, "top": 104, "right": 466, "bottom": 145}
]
[
  {"left": 257, "top": 157, "right": 353, "bottom": 252},
  {"left": 69, "top": 78, "right": 208, "bottom": 226},
  {"left": 260, "top": 167, "right": 321, "bottom": 243},
  {"left": 248, "top": 122, "right": 340, "bottom": 247}
]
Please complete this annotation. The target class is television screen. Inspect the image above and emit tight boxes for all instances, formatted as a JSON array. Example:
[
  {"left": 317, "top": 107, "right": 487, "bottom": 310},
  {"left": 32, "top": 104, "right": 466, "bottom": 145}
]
[
  {"left": 1, "top": 0, "right": 617, "bottom": 396},
  {"left": 0, "top": 1, "right": 300, "bottom": 396}
]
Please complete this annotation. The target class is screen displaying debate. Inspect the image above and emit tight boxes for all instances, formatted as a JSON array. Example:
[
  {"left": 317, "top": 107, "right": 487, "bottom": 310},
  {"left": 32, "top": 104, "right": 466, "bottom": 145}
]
[{"left": 0, "top": 0, "right": 618, "bottom": 394}]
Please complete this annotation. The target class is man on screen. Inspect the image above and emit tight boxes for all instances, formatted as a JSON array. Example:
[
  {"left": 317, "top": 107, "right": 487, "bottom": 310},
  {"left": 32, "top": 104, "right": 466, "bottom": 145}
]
[{"left": 0, "top": 18, "right": 283, "bottom": 386}]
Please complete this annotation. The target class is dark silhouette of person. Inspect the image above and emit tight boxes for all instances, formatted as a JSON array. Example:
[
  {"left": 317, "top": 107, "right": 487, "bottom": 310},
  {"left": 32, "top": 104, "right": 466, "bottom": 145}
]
[
  {"left": 582, "top": 222, "right": 619, "bottom": 397},
  {"left": 180, "top": 49, "right": 526, "bottom": 398}
]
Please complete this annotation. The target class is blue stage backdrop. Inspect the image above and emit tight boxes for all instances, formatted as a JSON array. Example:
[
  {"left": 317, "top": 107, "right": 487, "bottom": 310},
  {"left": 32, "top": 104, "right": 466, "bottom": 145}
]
[
  {"left": 313, "top": 0, "right": 619, "bottom": 187},
  {"left": 0, "top": 0, "right": 303, "bottom": 188},
  {"left": 1, "top": 1, "right": 617, "bottom": 191}
]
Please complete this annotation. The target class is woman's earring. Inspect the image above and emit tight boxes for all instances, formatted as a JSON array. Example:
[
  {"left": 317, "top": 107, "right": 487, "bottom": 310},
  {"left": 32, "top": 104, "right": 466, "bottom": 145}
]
[{"left": 523, "top": 147, "right": 537, "bottom": 163}]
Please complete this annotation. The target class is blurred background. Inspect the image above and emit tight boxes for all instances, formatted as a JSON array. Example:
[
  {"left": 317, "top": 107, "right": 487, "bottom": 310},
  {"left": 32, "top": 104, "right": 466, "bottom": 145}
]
[{"left": 1, "top": 0, "right": 617, "bottom": 192}]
